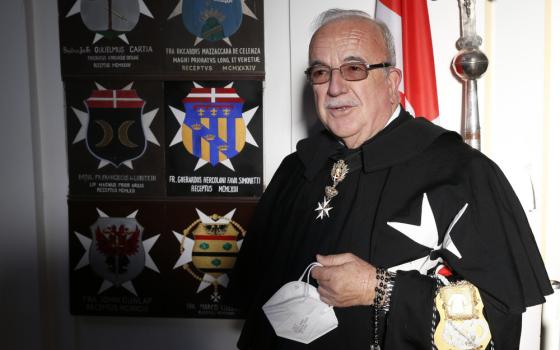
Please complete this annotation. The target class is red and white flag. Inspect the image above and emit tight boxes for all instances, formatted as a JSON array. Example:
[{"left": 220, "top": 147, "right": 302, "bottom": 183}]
[{"left": 375, "top": 0, "right": 439, "bottom": 122}]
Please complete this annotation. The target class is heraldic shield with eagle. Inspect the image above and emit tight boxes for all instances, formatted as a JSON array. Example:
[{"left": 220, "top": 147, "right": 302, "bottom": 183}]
[
  {"left": 181, "top": 86, "right": 246, "bottom": 167},
  {"left": 89, "top": 215, "right": 146, "bottom": 287}
]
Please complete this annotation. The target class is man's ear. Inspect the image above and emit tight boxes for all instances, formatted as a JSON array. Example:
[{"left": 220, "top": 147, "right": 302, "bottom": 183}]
[{"left": 386, "top": 67, "right": 402, "bottom": 105}]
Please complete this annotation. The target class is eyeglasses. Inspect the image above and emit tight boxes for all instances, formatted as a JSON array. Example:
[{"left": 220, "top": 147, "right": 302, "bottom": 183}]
[{"left": 304, "top": 62, "right": 392, "bottom": 85}]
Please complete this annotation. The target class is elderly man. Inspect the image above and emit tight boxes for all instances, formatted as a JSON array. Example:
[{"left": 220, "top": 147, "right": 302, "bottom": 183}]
[{"left": 228, "top": 8, "right": 551, "bottom": 350}]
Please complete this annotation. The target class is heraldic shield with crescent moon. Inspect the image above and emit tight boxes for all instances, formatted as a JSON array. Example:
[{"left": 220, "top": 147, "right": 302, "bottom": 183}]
[{"left": 85, "top": 88, "right": 147, "bottom": 167}]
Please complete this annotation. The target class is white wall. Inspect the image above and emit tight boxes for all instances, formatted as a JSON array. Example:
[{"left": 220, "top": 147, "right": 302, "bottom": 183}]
[
  {"left": 3, "top": 0, "right": 557, "bottom": 349},
  {"left": 0, "top": 2, "right": 42, "bottom": 349},
  {"left": 540, "top": 0, "right": 560, "bottom": 285}
]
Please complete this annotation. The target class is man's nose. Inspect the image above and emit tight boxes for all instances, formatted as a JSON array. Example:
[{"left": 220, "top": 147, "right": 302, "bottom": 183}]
[{"left": 327, "top": 69, "right": 347, "bottom": 96}]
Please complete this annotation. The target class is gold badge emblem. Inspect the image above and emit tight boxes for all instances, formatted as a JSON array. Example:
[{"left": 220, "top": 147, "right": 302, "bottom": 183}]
[{"left": 434, "top": 281, "right": 492, "bottom": 349}]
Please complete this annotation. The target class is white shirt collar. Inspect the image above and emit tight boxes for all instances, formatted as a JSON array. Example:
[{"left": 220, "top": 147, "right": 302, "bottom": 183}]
[{"left": 384, "top": 104, "right": 401, "bottom": 128}]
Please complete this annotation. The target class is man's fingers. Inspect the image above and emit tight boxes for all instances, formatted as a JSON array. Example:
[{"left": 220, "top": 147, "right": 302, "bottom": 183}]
[
  {"left": 312, "top": 253, "right": 376, "bottom": 307},
  {"left": 319, "top": 295, "right": 332, "bottom": 306},
  {"left": 317, "top": 286, "right": 334, "bottom": 306},
  {"left": 316, "top": 253, "right": 355, "bottom": 266},
  {"left": 311, "top": 266, "right": 330, "bottom": 281}
]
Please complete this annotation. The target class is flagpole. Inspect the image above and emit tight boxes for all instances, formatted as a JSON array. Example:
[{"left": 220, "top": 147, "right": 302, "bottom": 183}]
[{"left": 451, "top": 0, "right": 488, "bottom": 151}]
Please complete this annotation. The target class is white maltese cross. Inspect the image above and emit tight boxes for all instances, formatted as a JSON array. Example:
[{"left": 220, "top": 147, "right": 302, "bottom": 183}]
[{"left": 386, "top": 193, "right": 466, "bottom": 274}]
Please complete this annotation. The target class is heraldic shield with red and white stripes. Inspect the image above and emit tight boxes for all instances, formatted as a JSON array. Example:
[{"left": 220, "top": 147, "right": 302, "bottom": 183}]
[{"left": 375, "top": 0, "right": 439, "bottom": 122}]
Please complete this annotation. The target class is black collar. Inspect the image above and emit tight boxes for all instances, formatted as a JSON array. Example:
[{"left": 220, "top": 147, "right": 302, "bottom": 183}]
[
  {"left": 329, "top": 147, "right": 363, "bottom": 174},
  {"left": 296, "top": 107, "right": 456, "bottom": 180}
]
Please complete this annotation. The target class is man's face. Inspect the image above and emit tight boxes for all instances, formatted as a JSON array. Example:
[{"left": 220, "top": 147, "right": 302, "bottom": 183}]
[{"left": 308, "top": 18, "right": 401, "bottom": 148}]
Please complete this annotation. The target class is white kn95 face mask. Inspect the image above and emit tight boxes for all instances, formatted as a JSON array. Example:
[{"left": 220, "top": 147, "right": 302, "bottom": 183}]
[{"left": 262, "top": 262, "right": 338, "bottom": 344}]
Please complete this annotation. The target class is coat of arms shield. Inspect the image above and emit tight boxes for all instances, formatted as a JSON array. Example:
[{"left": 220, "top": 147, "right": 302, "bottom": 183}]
[
  {"left": 182, "top": 0, "right": 243, "bottom": 41},
  {"left": 80, "top": 0, "right": 140, "bottom": 33},
  {"left": 89, "top": 216, "right": 146, "bottom": 286},
  {"left": 181, "top": 87, "right": 246, "bottom": 166},
  {"left": 85, "top": 89, "right": 147, "bottom": 167},
  {"left": 190, "top": 211, "right": 243, "bottom": 276}
]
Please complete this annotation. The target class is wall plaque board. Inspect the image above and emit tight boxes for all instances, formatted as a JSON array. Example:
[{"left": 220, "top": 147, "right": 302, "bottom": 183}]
[
  {"left": 58, "top": 0, "right": 162, "bottom": 76},
  {"left": 69, "top": 199, "right": 257, "bottom": 318},
  {"left": 65, "top": 80, "right": 165, "bottom": 197},
  {"left": 162, "top": 0, "right": 264, "bottom": 77},
  {"left": 165, "top": 80, "right": 263, "bottom": 197}
]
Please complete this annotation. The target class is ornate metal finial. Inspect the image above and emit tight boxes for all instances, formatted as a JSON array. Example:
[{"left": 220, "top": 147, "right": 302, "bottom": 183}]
[
  {"left": 464, "top": 0, "right": 472, "bottom": 17},
  {"left": 451, "top": 0, "right": 489, "bottom": 151}
]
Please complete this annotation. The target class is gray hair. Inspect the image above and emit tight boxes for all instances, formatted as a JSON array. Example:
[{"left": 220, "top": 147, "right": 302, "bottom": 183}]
[{"left": 312, "top": 9, "right": 396, "bottom": 66}]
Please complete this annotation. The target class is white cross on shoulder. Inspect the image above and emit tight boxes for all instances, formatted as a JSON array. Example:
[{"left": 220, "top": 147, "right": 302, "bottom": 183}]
[{"left": 386, "top": 193, "right": 467, "bottom": 274}]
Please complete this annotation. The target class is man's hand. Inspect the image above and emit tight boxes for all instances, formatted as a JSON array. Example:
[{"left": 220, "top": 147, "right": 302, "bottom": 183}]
[{"left": 311, "top": 253, "right": 376, "bottom": 307}]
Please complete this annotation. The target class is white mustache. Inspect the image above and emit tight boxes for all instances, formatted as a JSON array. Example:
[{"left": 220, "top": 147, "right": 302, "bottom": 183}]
[{"left": 324, "top": 100, "right": 359, "bottom": 109}]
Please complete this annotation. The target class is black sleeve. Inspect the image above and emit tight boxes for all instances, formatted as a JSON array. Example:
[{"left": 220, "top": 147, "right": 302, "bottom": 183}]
[
  {"left": 383, "top": 153, "right": 549, "bottom": 349},
  {"left": 434, "top": 155, "right": 552, "bottom": 312},
  {"left": 225, "top": 154, "right": 300, "bottom": 312}
]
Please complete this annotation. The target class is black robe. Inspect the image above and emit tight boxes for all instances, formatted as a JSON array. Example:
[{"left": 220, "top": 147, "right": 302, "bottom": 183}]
[{"left": 228, "top": 108, "right": 552, "bottom": 349}]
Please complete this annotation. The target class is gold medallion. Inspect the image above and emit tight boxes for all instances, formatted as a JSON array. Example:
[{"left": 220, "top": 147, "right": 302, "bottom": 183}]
[{"left": 434, "top": 281, "right": 492, "bottom": 350}]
